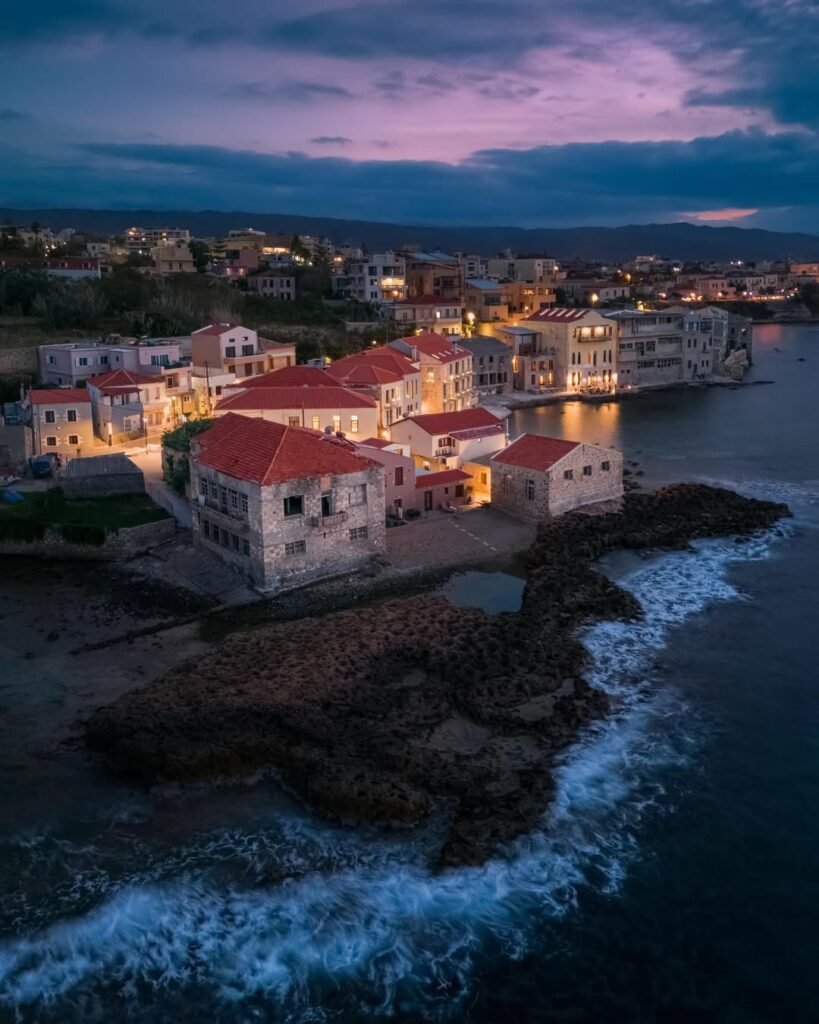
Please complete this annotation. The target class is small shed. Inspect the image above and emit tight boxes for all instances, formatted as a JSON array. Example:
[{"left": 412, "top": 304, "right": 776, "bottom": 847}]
[{"left": 62, "top": 453, "right": 145, "bottom": 498}]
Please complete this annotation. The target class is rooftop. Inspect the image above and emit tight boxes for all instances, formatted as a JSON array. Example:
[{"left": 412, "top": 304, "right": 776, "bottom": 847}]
[
  {"left": 395, "top": 295, "right": 464, "bottom": 307},
  {"left": 194, "top": 413, "right": 378, "bottom": 485},
  {"left": 87, "top": 369, "right": 158, "bottom": 393},
  {"left": 191, "top": 322, "right": 243, "bottom": 337},
  {"left": 27, "top": 388, "right": 91, "bottom": 406},
  {"left": 523, "top": 307, "right": 591, "bottom": 323},
  {"left": 63, "top": 453, "right": 142, "bottom": 479},
  {"left": 216, "top": 385, "right": 377, "bottom": 412},
  {"left": 238, "top": 366, "right": 338, "bottom": 388},
  {"left": 328, "top": 347, "right": 419, "bottom": 386},
  {"left": 399, "top": 407, "right": 505, "bottom": 437},
  {"left": 414, "top": 468, "right": 472, "bottom": 489},
  {"left": 391, "top": 332, "right": 471, "bottom": 364},
  {"left": 458, "top": 336, "right": 510, "bottom": 358},
  {"left": 492, "top": 433, "right": 580, "bottom": 471},
  {"left": 465, "top": 278, "right": 503, "bottom": 291}
]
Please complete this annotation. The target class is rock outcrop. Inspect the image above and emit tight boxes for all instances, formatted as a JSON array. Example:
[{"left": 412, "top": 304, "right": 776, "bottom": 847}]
[{"left": 86, "top": 485, "right": 788, "bottom": 865}]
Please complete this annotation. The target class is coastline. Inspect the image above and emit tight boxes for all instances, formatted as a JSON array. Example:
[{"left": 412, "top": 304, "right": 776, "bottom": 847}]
[{"left": 85, "top": 484, "right": 789, "bottom": 867}]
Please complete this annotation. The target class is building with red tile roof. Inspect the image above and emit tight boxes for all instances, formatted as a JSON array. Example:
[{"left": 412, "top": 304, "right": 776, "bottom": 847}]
[
  {"left": 233, "top": 365, "right": 338, "bottom": 389},
  {"left": 86, "top": 370, "right": 173, "bottom": 443},
  {"left": 25, "top": 388, "right": 94, "bottom": 457},
  {"left": 388, "top": 332, "right": 474, "bottom": 414},
  {"left": 513, "top": 308, "right": 618, "bottom": 394},
  {"left": 191, "top": 323, "right": 295, "bottom": 382},
  {"left": 189, "top": 413, "right": 386, "bottom": 591},
  {"left": 414, "top": 467, "right": 472, "bottom": 512},
  {"left": 27, "top": 387, "right": 90, "bottom": 406},
  {"left": 390, "top": 406, "right": 507, "bottom": 470},
  {"left": 327, "top": 346, "right": 422, "bottom": 431},
  {"left": 490, "top": 433, "right": 623, "bottom": 520}
]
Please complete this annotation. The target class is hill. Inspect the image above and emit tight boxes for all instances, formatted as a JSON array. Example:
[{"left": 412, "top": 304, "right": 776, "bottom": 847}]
[{"left": 3, "top": 208, "right": 819, "bottom": 261}]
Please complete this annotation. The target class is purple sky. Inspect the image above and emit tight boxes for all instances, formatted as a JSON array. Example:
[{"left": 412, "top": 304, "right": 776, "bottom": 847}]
[{"left": 2, "top": 0, "right": 819, "bottom": 229}]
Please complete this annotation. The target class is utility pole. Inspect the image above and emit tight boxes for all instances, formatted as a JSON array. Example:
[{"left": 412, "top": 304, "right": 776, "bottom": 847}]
[{"left": 204, "top": 360, "right": 212, "bottom": 416}]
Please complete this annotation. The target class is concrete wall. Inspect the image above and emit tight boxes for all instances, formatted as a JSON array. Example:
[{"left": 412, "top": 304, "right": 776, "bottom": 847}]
[{"left": 0, "top": 517, "right": 175, "bottom": 561}]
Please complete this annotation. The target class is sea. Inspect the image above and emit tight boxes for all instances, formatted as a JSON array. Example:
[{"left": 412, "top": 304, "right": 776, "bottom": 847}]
[{"left": 0, "top": 323, "right": 817, "bottom": 1022}]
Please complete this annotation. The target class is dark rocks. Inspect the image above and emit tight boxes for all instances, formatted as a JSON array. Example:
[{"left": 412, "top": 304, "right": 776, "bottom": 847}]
[{"left": 85, "top": 484, "right": 789, "bottom": 866}]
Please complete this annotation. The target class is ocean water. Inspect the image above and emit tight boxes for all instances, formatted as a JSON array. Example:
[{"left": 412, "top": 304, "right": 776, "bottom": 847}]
[{"left": 1, "top": 324, "right": 817, "bottom": 1021}]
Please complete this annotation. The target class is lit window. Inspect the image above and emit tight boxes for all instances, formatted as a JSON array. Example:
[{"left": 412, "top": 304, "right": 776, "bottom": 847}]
[
  {"left": 350, "top": 415, "right": 359, "bottom": 433},
  {"left": 332, "top": 415, "right": 341, "bottom": 432},
  {"left": 311, "top": 415, "right": 320, "bottom": 431}
]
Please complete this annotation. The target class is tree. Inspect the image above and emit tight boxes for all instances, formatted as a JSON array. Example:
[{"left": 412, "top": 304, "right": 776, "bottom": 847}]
[
  {"left": 289, "top": 235, "right": 311, "bottom": 262},
  {"left": 188, "top": 239, "right": 210, "bottom": 273}
]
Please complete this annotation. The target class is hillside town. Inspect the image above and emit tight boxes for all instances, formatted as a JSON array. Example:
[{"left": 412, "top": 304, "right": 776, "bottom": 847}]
[{"left": 0, "top": 217, "right": 799, "bottom": 593}]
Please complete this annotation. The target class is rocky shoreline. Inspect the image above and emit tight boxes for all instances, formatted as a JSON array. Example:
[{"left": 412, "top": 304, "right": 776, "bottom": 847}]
[{"left": 85, "top": 485, "right": 789, "bottom": 866}]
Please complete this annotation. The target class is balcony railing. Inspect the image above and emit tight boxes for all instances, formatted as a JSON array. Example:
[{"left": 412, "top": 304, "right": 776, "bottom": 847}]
[{"left": 309, "top": 510, "right": 349, "bottom": 529}]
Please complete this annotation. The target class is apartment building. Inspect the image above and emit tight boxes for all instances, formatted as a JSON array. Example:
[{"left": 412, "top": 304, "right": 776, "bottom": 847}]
[
  {"left": 390, "top": 296, "right": 464, "bottom": 336},
  {"left": 45, "top": 257, "right": 102, "bottom": 280},
  {"left": 389, "top": 332, "right": 474, "bottom": 413},
  {"left": 191, "top": 323, "right": 293, "bottom": 380},
  {"left": 605, "top": 309, "right": 685, "bottom": 387},
  {"left": 125, "top": 226, "right": 190, "bottom": 254},
  {"left": 463, "top": 279, "right": 509, "bottom": 322},
  {"left": 403, "top": 251, "right": 461, "bottom": 300},
  {"left": 151, "top": 240, "right": 194, "bottom": 274},
  {"left": 106, "top": 339, "right": 184, "bottom": 376},
  {"left": 40, "top": 341, "right": 114, "bottom": 386},
  {"left": 246, "top": 269, "right": 297, "bottom": 300},
  {"left": 514, "top": 308, "right": 618, "bottom": 393},
  {"left": 86, "top": 369, "right": 173, "bottom": 443},
  {"left": 389, "top": 408, "right": 507, "bottom": 470},
  {"left": 335, "top": 251, "right": 407, "bottom": 303},
  {"left": 486, "top": 256, "right": 559, "bottom": 283},
  {"left": 190, "top": 413, "right": 386, "bottom": 591},
  {"left": 458, "top": 336, "right": 512, "bottom": 396}
]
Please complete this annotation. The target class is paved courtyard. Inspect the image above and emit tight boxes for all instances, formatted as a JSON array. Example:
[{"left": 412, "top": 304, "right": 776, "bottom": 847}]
[{"left": 385, "top": 506, "right": 536, "bottom": 571}]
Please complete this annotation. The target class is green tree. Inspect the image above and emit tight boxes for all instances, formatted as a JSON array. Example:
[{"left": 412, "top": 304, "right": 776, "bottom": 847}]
[
  {"left": 188, "top": 239, "right": 210, "bottom": 273},
  {"left": 289, "top": 235, "right": 311, "bottom": 262}
]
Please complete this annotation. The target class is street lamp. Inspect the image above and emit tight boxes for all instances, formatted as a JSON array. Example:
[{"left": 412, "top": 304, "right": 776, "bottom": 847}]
[{"left": 590, "top": 293, "right": 599, "bottom": 308}]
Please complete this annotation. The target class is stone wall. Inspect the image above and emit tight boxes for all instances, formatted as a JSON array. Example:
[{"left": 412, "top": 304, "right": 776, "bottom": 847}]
[
  {"left": 63, "top": 470, "right": 145, "bottom": 499},
  {"left": 0, "top": 517, "right": 176, "bottom": 561},
  {"left": 0, "top": 347, "right": 39, "bottom": 378}
]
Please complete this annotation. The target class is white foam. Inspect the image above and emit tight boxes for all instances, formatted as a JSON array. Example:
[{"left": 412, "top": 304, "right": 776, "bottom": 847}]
[{"left": 0, "top": 529, "right": 786, "bottom": 1018}]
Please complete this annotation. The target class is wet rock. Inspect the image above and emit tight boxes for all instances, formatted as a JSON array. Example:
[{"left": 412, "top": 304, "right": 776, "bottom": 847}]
[{"left": 86, "top": 484, "right": 789, "bottom": 867}]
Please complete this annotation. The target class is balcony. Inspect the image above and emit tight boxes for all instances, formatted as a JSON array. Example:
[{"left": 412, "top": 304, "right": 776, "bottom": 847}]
[
  {"left": 309, "top": 510, "right": 349, "bottom": 529},
  {"left": 199, "top": 499, "right": 249, "bottom": 533}
]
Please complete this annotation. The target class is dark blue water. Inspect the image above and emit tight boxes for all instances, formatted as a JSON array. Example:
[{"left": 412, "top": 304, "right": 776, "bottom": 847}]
[{"left": 0, "top": 324, "right": 817, "bottom": 1021}]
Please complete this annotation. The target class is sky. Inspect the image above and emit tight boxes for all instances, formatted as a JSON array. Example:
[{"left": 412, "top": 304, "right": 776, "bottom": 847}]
[{"left": 1, "top": 0, "right": 819, "bottom": 230}]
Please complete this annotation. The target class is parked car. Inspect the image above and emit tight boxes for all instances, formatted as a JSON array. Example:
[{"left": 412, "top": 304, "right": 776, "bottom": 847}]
[{"left": 29, "top": 453, "right": 60, "bottom": 479}]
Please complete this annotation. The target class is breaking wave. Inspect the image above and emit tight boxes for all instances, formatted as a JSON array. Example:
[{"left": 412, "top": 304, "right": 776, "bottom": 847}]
[{"left": 0, "top": 529, "right": 785, "bottom": 1021}]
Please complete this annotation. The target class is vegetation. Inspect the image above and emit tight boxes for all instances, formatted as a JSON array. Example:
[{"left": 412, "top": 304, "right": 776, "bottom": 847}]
[
  {"left": 162, "top": 419, "right": 215, "bottom": 495},
  {"left": 162, "top": 418, "right": 214, "bottom": 453},
  {"left": 0, "top": 489, "right": 169, "bottom": 532}
]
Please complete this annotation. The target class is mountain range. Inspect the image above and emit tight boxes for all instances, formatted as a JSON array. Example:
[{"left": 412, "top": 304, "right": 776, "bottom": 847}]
[{"left": 3, "top": 209, "right": 819, "bottom": 262}]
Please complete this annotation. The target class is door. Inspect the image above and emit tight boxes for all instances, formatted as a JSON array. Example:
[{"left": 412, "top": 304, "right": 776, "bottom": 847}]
[{"left": 424, "top": 490, "right": 433, "bottom": 512}]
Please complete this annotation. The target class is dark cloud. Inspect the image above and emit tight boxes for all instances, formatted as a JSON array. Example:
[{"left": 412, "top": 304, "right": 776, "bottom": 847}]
[
  {"left": 310, "top": 136, "right": 352, "bottom": 146},
  {"left": 60, "top": 130, "right": 819, "bottom": 229},
  {"left": 224, "top": 80, "right": 353, "bottom": 101}
]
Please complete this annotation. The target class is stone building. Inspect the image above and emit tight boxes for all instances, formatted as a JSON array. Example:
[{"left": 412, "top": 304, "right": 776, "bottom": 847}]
[
  {"left": 515, "top": 308, "right": 618, "bottom": 393},
  {"left": 190, "top": 413, "right": 386, "bottom": 591},
  {"left": 491, "top": 434, "right": 623, "bottom": 520},
  {"left": 25, "top": 388, "right": 94, "bottom": 458}
]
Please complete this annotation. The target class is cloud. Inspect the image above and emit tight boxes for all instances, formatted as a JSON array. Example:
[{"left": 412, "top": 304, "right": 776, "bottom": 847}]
[
  {"left": 47, "top": 129, "right": 819, "bottom": 230},
  {"left": 224, "top": 80, "right": 353, "bottom": 101},
  {"left": 310, "top": 136, "right": 352, "bottom": 146},
  {"left": 0, "top": 109, "right": 31, "bottom": 121}
]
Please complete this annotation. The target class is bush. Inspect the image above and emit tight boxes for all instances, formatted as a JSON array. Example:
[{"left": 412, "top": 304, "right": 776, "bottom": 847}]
[{"left": 162, "top": 419, "right": 214, "bottom": 453}]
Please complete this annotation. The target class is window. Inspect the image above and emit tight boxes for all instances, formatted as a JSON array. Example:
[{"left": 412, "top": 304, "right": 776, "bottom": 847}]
[
  {"left": 241, "top": 493, "right": 248, "bottom": 514},
  {"left": 77, "top": 357, "right": 88, "bottom": 367},
  {"left": 242, "top": 538, "right": 250, "bottom": 556},
  {"left": 244, "top": 364, "right": 253, "bottom": 377},
  {"left": 288, "top": 416, "right": 300, "bottom": 428},
  {"left": 210, "top": 481, "right": 219, "bottom": 500},
  {"left": 601, "top": 461, "right": 611, "bottom": 472},
  {"left": 332, "top": 415, "right": 341, "bottom": 433},
  {"left": 285, "top": 540, "right": 306, "bottom": 556},
  {"left": 67, "top": 409, "right": 77, "bottom": 422},
  {"left": 583, "top": 465, "right": 592, "bottom": 476},
  {"left": 229, "top": 489, "right": 239, "bottom": 510},
  {"left": 480, "top": 472, "right": 487, "bottom": 486},
  {"left": 232, "top": 534, "right": 240, "bottom": 552},
  {"left": 241, "top": 344, "right": 254, "bottom": 356},
  {"left": 68, "top": 434, "right": 79, "bottom": 446},
  {"left": 225, "top": 346, "right": 236, "bottom": 358},
  {"left": 563, "top": 469, "right": 574, "bottom": 481},
  {"left": 48, "top": 355, "right": 55, "bottom": 364},
  {"left": 394, "top": 466, "right": 404, "bottom": 487},
  {"left": 46, "top": 436, "right": 57, "bottom": 446},
  {"left": 525, "top": 478, "right": 535, "bottom": 500},
  {"left": 283, "top": 495, "right": 304, "bottom": 517},
  {"left": 350, "top": 415, "right": 359, "bottom": 433},
  {"left": 321, "top": 491, "right": 333, "bottom": 517},
  {"left": 349, "top": 484, "right": 367, "bottom": 506},
  {"left": 312, "top": 415, "right": 321, "bottom": 431},
  {"left": 349, "top": 526, "right": 368, "bottom": 541},
  {"left": 200, "top": 478, "right": 208, "bottom": 496},
  {"left": 202, "top": 520, "right": 210, "bottom": 539},
  {"left": 219, "top": 485, "right": 228, "bottom": 506},
  {"left": 44, "top": 410, "right": 56, "bottom": 423}
]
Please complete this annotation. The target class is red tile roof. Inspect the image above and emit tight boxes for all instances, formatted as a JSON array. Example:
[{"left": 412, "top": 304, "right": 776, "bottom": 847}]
[
  {"left": 392, "top": 332, "right": 471, "bottom": 364},
  {"left": 27, "top": 388, "right": 91, "bottom": 406},
  {"left": 492, "top": 433, "right": 580, "bottom": 470},
  {"left": 216, "top": 386, "right": 376, "bottom": 412},
  {"left": 523, "top": 307, "right": 591, "bottom": 322},
  {"left": 327, "top": 347, "right": 419, "bottom": 387},
  {"left": 395, "top": 295, "right": 464, "bottom": 306},
  {"left": 238, "top": 366, "right": 338, "bottom": 388},
  {"left": 357, "top": 437, "right": 391, "bottom": 449},
  {"left": 192, "top": 322, "right": 241, "bottom": 337},
  {"left": 399, "top": 407, "right": 504, "bottom": 437},
  {"left": 415, "top": 468, "right": 472, "bottom": 489},
  {"left": 193, "top": 413, "right": 379, "bottom": 485},
  {"left": 87, "top": 369, "right": 158, "bottom": 393}
]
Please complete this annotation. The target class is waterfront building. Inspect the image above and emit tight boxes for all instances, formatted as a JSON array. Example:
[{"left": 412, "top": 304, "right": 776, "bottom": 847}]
[
  {"left": 389, "top": 407, "right": 507, "bottom": 471},
  {"left": 190, "top": 413, "right": 386, "bottom": 591},
  {"left": 491, "top": 434, "right": 623, "bottom": 520},
  {"left": 327, "top": 347, "right": 422, "bottom": 431},
  {"left": 605, "top": 308, "right": 685, "bottom": 387},
  {"left": 458, "top": 336, "right": 512, "bottom": 396},
  {"left": 513, "top": 308, "right": 618, "bottom": 393}
]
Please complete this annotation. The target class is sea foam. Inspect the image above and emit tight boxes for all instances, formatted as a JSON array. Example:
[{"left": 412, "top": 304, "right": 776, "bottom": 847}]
[{"left": 0, "top": 529, "right": 783, "bottom": 1020}]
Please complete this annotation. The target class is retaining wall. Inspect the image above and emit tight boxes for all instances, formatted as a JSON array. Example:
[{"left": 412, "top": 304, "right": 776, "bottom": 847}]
[{"left": 0, "top": 517, "right": 176, "bottom": 561}]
